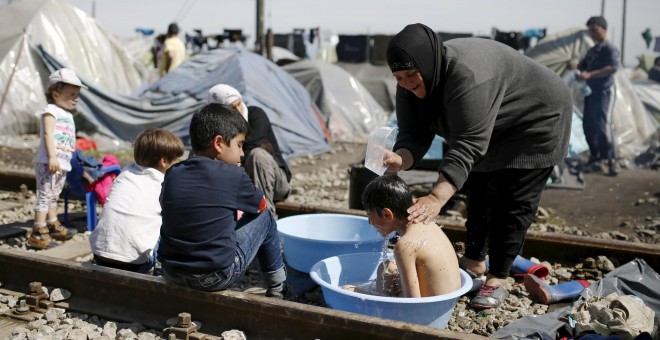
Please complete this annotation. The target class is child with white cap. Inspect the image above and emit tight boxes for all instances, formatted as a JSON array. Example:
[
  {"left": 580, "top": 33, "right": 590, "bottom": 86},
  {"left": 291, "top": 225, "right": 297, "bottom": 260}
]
[
  {"left": 207, "top": 84, "right": 291, "bottom": 216},
  {"left": 29, "top": 68, "right": 85, "bottom": 249}
]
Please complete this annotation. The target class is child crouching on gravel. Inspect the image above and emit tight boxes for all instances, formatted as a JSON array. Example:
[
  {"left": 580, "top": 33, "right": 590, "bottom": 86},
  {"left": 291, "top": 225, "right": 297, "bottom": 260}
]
[
  {"left": 29, "top": 68, "right": 86, "bottom": 250},
  {"left": 343, "top": 174, "right": 461, "bottom": 297}
]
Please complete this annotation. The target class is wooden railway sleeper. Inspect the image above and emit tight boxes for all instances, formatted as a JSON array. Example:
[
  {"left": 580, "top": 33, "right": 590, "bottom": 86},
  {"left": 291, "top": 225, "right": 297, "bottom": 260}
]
[{"left": 162, "top": 312, "right": 220, "bottom": 340}]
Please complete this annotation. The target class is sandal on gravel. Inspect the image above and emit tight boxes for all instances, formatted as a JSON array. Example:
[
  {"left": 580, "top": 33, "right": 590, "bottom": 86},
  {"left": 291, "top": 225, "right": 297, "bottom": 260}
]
[
  {"left": 27, "top": 227, "right": 59, "bottom": 250},
  {"left": 47, "top": 220, "right": 77, "bottom": 240},
  {"left": 470, "top": 284, "right": 509, "bottom": 309}
]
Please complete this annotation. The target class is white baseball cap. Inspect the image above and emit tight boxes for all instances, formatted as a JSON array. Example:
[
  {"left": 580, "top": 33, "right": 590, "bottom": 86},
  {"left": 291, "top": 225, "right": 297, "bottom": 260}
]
[{"left": 48, "top": 68, "right": 88, "bottom": 89}]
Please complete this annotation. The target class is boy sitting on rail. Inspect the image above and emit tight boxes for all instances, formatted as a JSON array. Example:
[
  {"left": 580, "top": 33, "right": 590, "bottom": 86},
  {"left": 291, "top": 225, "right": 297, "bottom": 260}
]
[
  {"left": 90, "top": 128, "right": 184, "bottom": 274},
  {"left": 158, "top": 104, "right": 287, "bottom": 298},
  {"left": 344, "top": 174, "right": 461, "bottom": 297}
]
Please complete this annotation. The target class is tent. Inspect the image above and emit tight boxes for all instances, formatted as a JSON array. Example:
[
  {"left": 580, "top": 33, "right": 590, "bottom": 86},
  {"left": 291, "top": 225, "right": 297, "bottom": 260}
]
[
  {"left": 40, "top": 46, "right": 330, "bottom": 160},
  {"left": 526, "top": 28, "right": 659, "bottom": 161},
  {"left": 0, "top": 0, "right": 146, "bottom": 138},
  {"left": 338, "top": 62, "right": 397, "bottom": 113},
  {"left": 282, "top": 60, "right": 388, "bottom": 142}
]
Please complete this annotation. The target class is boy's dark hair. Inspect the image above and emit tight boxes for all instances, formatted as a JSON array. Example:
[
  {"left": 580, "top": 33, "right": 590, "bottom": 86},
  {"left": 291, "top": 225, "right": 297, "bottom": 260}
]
[
  {"left": 133, "top": 128, "right": 185, "bottom": 168},
  {"left": 586, "top": 16, "right": 607, "bottom": 30},
  {"left": 362, "top": 174, "right": 412, "bottom": 220},
  {"left": 189, "top": 103, "right": 248, "bottom": 153}
]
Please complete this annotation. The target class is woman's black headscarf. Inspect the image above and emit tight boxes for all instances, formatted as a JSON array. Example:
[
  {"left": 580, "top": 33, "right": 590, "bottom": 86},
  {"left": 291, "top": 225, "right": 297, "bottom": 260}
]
[{"left": 386, "top": 23, "right": 444, "bottom": 97}]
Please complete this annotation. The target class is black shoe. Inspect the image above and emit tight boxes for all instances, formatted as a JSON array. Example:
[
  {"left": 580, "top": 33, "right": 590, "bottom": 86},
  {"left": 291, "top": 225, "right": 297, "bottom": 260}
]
[
  {"left": 608, "top": 162, "right": 618, "bottom": 176},
  {"left": 584, "top": 161, "right": 604, "bottom": 173}
]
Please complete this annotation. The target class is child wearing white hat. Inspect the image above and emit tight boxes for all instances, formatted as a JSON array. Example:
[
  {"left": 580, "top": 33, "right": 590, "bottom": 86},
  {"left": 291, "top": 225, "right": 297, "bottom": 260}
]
[{"left": 29, "top": 68, "right": 85, "bottom": 249}]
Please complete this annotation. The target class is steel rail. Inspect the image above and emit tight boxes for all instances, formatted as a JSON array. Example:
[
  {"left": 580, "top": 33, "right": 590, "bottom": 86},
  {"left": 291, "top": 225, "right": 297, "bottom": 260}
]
[{"left": 0, "top": 249, "right": 484, "bottom": 340}]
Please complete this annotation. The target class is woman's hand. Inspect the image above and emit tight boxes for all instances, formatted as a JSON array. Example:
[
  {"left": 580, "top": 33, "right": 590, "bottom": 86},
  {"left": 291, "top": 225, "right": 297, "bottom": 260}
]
[
  {"left": 407, "top": 174, "right": 457, "bottom": 224},
  {"left": 383, "top": 150, "right": 403, "bottom": 173},
  {"left": 407, "top": 194, "right": 442, "bottom": 224}
]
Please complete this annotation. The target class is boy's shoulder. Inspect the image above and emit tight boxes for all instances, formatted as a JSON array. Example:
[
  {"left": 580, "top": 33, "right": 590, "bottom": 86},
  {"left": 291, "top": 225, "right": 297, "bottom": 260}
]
[{"left": 169, "top": 157, "right": 244, "bottom": 176}]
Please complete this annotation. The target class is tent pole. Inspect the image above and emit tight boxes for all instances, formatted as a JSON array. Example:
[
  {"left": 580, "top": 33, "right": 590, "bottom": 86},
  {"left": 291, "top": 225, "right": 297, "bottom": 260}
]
[
  {"left": 601, "top": 0, "right": 605, "bottom": 16},
  {"left": 621, "top": 0, "right": 627, "bottom": 65},
  {"left": 256, "top": 0, "right": 265, "bottom": 55}
]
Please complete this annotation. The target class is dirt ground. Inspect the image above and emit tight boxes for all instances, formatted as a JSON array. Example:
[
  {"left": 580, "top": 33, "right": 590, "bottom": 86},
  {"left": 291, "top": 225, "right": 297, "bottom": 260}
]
[
  {"left": 291, "top": 142, "right": 659, "bottom": 236},
  {"left": 540, "top": 169, "right": 659, "bottom": 234}
]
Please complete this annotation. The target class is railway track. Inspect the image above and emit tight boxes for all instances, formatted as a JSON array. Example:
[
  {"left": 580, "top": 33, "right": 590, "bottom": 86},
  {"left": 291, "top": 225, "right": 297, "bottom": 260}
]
[
  {"left": 1, "top": 170, "right": 658, "bottom": 338},
  {"left": 0, "top": 249, "right": 482, "bottom": 339}
]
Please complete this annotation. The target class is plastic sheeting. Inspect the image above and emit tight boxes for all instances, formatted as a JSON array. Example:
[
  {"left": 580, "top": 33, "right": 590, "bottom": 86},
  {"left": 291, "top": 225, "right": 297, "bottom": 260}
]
[
  {"left": 526, "top": 28, "right": 659, "bottom": 161},
  {"left": 283, "top": 60, "right": 388, "bottom": 142},
  {"left": 39, "top": 46, "right": 330, "bottom": 160},
  {"left": 0, "top": 0, "right": 146, "bottom": 137},
  {"left": 492, "top": 258, "right": 660, "bottom": 339},
  {"left": 631, "top": 80, "right": 660, "bottom": 124},
  {"left": 338, "top": 62, "right": 397, "bottom": 113}
]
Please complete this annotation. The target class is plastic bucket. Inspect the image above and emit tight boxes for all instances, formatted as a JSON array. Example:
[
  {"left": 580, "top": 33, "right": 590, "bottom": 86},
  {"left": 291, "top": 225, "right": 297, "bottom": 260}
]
[
  {"left": 348, "top": 163, "right": 378, "bottom": 210},
  {"left": 277, "top": 214, "right": 386, "bottom": 273},
  {"left": 310, "top": 252, "right": 472, "bottom": 328}
]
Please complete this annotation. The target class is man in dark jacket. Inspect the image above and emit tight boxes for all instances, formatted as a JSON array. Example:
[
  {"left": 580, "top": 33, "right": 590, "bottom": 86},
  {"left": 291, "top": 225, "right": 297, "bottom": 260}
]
[{"left": 576, "top": 16, "right": 620, "bottom": 176}]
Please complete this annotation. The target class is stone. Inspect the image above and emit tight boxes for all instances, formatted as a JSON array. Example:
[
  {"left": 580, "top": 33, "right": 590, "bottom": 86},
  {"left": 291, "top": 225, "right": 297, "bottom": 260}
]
[
  {"left": 221, "top": 329, "right": 248, "bottom": 340},
  {"left": 49, "top": 288, "right": 71, "bottom": 302}
]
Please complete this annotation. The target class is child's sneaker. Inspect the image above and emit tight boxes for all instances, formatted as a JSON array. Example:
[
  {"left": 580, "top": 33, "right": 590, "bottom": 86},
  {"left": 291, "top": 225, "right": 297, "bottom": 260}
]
[
  {"left": 265, "top": 283, "right": 289, "bottom": 299},
  {"left": 27, "top": 227, "right": 59, "bottom": 250},
  {"left": 47, "top": 220, "right": 77, "bottom": 240}
]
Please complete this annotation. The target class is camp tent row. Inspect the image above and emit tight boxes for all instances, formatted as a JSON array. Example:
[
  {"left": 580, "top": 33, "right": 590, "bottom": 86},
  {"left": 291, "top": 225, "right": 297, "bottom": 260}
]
[{"left": 0, "top": 0, "right": 657, "bottom": 165}]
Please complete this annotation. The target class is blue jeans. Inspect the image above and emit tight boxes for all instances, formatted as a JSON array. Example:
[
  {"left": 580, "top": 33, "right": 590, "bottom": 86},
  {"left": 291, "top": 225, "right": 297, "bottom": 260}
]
[
  {"left": 162, "top": 211, "right": 285, "bottom": 291},
  {"left": 583, "top": 87, "right": 615, "bottom": 162}
]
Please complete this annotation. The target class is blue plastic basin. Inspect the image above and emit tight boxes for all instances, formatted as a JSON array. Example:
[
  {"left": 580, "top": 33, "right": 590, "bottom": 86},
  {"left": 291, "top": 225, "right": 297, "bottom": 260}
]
[
  {"left": 277, "top": 214, "right": 386, "bottom": 273},
  {"left": 309, "top": 252, "right": 472, "bottom": 329}
]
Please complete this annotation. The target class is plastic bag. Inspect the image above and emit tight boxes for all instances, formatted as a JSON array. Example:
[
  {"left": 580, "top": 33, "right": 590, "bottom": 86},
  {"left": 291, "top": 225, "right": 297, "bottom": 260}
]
[{"left": 364, "top": 126, "right": 398, "bottom": 175}]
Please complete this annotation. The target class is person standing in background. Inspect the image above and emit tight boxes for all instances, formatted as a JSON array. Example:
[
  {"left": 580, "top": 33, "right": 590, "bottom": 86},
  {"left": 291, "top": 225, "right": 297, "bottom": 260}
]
[
  {"left": 576, "top": 16, "right": 620, "bottom": 176},
  {"left": 159, "top": 23, "right": 186, "bottom": 76}
]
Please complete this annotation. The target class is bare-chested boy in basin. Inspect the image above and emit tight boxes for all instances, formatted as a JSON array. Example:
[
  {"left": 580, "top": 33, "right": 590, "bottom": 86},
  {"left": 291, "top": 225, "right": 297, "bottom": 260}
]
[{"left": 345, "top": 174, "right": 461, "bottom": 297}]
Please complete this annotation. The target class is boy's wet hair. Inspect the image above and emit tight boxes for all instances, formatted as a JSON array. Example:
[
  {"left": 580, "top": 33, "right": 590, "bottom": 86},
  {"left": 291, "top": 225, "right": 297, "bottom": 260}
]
[
  {"left": 189, "top": 103, "right": 248, "bottom": 153},
  {"left": 362, "top": 174, "right": 412, "bottom": 220},
  {"left": 133, "top": 128, "right": 185, "bottom": 168}
]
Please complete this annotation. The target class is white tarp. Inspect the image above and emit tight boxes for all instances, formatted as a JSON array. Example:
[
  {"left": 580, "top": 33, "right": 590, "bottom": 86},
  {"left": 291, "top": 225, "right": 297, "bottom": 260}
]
[
  {"left": 0, "top": 0, "right": 146, "bottom": 138},
  {"left": 283, "top": 60, "right": 388, "bottom": 142}
]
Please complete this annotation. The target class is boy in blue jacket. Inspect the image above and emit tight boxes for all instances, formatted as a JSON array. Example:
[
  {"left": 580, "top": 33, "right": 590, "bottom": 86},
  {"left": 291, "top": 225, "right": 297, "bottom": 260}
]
[{"left": 158, "top": 104, "right": 286, "bottom": 298}]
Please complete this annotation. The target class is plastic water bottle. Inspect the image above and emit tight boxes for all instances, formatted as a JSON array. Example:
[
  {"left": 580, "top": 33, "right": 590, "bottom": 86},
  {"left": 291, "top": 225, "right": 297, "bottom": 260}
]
[
  {"left": 575, "top": 72, "right": 592, "bottom": 97},
  {"left": 579, "top": 82, "right": 592, "bottom": 97}
]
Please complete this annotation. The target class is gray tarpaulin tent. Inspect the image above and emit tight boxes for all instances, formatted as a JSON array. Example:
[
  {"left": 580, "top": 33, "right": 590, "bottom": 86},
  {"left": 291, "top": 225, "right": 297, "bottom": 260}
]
[
  {"left": 40, "top": 47, "right": 330, "bottom": 159},
  {"left": 282, "top": 60, "right": 388, "bottom": 142},
  {"left": 0, "top": 0, "right": 145, "bottom": 138}
]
